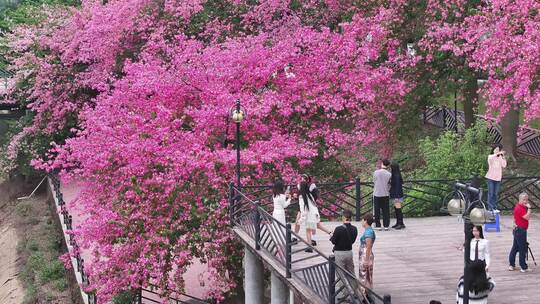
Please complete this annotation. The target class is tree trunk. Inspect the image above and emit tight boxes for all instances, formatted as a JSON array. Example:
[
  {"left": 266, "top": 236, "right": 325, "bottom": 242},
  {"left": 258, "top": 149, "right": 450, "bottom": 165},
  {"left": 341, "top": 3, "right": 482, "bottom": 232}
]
[
  {"left": 463, "top": 77, "right": 478, "bottom": 128},
  {"left": 501, "top": 107, "right": 519, "bottom": 161}
]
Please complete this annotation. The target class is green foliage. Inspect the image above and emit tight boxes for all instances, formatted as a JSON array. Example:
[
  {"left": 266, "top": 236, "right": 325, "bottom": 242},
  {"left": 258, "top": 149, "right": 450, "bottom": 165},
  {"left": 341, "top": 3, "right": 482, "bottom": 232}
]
[
  {"left": 112, "top": 291, "right": 134, "bottom": 304},
  {"left": 0, "top": 0, "right": 78, "bottom": 32},
  {"left": 40, "top": 260, "right": 65, "bottom": 281},
  {"left": 415, "top": 122, "right": 491, "bottom": 180}
]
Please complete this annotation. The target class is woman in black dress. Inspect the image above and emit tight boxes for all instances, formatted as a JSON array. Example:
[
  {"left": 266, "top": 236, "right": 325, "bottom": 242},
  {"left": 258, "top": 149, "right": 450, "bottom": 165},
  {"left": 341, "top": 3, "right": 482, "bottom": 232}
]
[{"left": 390, "top": 161, "right": 406, "bottom": 229}]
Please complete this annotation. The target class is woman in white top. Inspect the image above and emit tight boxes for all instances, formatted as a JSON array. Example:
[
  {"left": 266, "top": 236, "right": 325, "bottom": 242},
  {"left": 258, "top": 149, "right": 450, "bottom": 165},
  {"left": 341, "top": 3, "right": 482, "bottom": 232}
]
[
  {"left": 471, "top": 225, "right": 491, "bottom": 272},
  {"left": 456, "top": 260, "right": 495, "bottom": 304},
  {"left": 297, "top": 181, "right": 331, "bottom": 252},
  {"left": 272, "top": 180, "right": 291, "bottom": 226},
  {"left": 485, "top": 144, "right": 507, "bottom": 210}
]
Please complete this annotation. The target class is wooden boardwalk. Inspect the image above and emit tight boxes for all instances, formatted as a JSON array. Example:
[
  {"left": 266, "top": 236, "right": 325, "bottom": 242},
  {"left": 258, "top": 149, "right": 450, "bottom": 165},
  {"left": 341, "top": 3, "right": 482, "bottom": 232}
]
[{"left": 301, "top": 215, "right": 540, "bottom": 304}]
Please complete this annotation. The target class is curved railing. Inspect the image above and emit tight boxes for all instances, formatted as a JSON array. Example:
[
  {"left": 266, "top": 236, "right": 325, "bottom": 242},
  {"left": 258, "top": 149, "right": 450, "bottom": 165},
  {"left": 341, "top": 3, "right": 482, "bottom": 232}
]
[
  {"left": 241, "top": 176, "right": 540, "bottom": 221},
  {"left": 48, "top": 174, "right": 208, "bottom": 304},
  {"left": 230, "top": 185, "right": 391, "bottom": 304}
]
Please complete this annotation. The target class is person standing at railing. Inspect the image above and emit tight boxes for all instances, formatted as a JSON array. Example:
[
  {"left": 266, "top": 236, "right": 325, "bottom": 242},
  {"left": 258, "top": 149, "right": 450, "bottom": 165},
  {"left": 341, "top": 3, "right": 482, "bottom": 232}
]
[
  {"left": 359, "top": 213, "right": 376, "bottom": 290},
  {"left": 508, "top": 192, "right": 531, "bottom": 273},
  {"left": 330, "top": 209, "right": 358, "bottom": 294},
  {"left": 272, "top": 180, "right": 292, "bottom": 231},
  {"left": 485, "top": 144, "right": 507, "bottom": 211},
  {"left": 373, "top": 159, "right": 391, "bottom": 231},
  {"left": 390, "top": 161, "right": 406, "bottom": 229}
]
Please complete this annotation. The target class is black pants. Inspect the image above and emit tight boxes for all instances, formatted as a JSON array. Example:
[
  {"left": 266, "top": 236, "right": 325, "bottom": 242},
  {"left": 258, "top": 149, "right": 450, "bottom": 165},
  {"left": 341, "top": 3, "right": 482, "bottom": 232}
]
[
  {"left": 509, "top": 227, "right": 528, "bottom": 270},
  {"left": 374, "top": 196, "right": 390, "bottom": 228}
]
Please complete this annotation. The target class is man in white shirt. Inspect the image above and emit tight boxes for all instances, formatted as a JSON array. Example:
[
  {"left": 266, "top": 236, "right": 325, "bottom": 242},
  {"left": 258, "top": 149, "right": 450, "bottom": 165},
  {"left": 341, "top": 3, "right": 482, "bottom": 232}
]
[{"left": 373, "top": 159, "right": 392, "bottom": 230}]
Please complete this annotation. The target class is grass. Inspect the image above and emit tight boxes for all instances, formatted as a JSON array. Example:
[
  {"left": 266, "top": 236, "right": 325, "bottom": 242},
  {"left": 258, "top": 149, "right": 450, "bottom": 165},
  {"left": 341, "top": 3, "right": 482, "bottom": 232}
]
[{"left": 14, "top": 195, "right": 71, "bottom": 304}]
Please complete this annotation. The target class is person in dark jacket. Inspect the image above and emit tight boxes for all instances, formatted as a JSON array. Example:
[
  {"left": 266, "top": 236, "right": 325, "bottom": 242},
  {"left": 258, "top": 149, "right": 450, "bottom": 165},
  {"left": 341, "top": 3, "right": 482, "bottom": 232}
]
[{"left": 390, "top": 161, "right": 406, "bottom": 229}]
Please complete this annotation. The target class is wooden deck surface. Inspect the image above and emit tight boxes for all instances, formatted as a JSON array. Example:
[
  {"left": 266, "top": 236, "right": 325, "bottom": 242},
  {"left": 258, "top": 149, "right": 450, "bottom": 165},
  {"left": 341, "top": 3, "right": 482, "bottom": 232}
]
[{"left": 303, "top": 215, "right": 540, "bottom": 304}]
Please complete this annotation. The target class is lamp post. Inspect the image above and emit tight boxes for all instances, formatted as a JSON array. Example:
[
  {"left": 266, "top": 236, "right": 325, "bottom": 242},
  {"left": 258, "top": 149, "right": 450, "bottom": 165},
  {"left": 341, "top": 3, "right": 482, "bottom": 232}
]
[
  {"left": 444, "top": 182, "right": 492, "bottom": 304},
  {"left": 230, "top": 99, "right": 246, "bottom": 188}
]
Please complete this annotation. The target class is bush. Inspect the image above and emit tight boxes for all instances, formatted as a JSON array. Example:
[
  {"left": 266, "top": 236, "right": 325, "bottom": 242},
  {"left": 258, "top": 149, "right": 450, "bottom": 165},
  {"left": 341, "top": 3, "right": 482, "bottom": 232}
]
[{"left": 415, "top": 122, "right": 491, "bottom": 180}]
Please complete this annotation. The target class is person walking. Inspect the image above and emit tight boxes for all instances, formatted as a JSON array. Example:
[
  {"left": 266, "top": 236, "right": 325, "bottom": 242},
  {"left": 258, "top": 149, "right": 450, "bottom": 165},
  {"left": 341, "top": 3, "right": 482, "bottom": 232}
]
[
  {"left": 390, "top": 161, "right": 406, "bottom": 229},
  {"left": 293, "top": 174, "right": 328, "bottom": 246},
  {"left": 456, "top": 260, "right": 495, "bottom": 304},
  {"left": 297, "top": 181, "right": 330, "bottom": 252},
  {"left": 470, "top": 225, "right": 491, "bottom": 272},
  {"left": 359, "top": 213, "right": 376, "bottom": 290},
  {"left": 330, "top": 209, "right": 358, "bottom": 295},
  {"left": 272, "top": 180, "right": 292, "bottom": 228},
  {"left": 373, "top": 159, "right": 391, "bottom": 230},
  {"left": 508, "top": 192, "right": 532, "bottom": 272},
  {"left": 485, "top": 144, "right": 507, "bottom": 211}
]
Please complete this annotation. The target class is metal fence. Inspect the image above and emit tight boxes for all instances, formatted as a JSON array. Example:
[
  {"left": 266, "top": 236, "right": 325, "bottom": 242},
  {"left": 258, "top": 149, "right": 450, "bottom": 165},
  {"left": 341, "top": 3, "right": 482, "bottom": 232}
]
[
  {"left": 423, "top": 106, "right": 540, "bottom": 158},
  {"left": 242, "top": 176, "right": 540, "bottom": 221},
  {"left": 230, "top": 185, "right": 391, "bottom": 304},
  {"left": 49, "top": 175, "right": 208, "bottom": 304}
]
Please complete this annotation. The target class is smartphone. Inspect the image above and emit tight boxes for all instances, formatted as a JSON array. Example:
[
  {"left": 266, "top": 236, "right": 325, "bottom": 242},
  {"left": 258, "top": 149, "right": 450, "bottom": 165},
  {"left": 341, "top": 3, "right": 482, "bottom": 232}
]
[{"left": 285, "top": 186, "right": 291, "bottom": 194}]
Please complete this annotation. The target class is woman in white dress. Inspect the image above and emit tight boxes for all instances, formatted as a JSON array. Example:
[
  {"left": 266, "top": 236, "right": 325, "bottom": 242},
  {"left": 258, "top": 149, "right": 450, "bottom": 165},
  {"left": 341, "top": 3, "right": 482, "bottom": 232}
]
[
  {"left": 297, "top": 181, "right": 331, "bottom": 252},
  {"left": 272, "top": 180, "right": 291, "bottom": 226}
]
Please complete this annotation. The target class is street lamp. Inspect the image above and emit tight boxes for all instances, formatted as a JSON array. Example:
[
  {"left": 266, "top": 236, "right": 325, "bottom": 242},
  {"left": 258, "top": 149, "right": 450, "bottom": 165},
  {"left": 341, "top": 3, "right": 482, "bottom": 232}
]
[
  {"left": 442, "top": 182, "right": 494, "bottom": 304},
  {"left": 229, "top": 99, "right": 246, "bottom": 187}
]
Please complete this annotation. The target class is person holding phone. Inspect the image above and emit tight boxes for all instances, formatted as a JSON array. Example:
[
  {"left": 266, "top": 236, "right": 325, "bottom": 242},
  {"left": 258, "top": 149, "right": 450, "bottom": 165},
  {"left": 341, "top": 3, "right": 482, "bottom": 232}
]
[
  {"left": 272, "top": 180, "right": 292, "bottom": 228},
  {"left": 485, "top": 144, "right": 507, "bottom": 210}
]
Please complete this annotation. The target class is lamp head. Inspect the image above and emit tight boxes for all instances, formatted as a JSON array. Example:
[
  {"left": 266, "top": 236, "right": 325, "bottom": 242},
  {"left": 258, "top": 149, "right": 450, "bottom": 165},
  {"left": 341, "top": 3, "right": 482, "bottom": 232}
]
[
  {"left": 232, "top": 109, "right": 245, "bottom": 123},
  {"left": 447, "top": 198, "right": 465, "bottom": 215},
  {"left": 469, "top": 207, "right": 488, "bottom": 225}
]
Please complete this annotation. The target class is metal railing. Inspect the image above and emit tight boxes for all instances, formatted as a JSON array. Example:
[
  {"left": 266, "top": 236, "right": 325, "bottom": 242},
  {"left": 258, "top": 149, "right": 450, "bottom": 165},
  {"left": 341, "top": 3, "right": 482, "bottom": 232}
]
[
  {"left": 49, "top": 175, "right": 208, "bottom": 304},
  {"left": 242, "top": 176, "right": 540, "bottom": 221},
  {"left": 230, "top": 185, "right": 391, "bottom": 304},
  {"left": 423, "top": 106, "right": 540, "bottom": 158}
]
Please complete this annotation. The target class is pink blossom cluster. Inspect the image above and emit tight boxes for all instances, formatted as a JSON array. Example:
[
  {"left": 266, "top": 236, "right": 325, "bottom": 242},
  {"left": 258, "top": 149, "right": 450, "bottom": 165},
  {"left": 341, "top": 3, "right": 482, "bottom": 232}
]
[
  {"left": 6, "top": 1, "right": 411, "bottom": 301},
  {"left": 424, "top": 0, "right": 540, "bottom": 121}
]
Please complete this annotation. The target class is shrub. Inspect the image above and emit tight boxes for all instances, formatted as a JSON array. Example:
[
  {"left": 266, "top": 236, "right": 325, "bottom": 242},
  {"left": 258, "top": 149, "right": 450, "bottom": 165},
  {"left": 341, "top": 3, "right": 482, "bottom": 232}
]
[{"left": 415, "top": 122, "right": 491, "bottom": 180}]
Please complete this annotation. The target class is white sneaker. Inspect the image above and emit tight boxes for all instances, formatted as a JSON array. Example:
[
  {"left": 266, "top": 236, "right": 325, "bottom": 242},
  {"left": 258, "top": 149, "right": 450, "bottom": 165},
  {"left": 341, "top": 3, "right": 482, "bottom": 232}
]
[
  {"left": 520, "top": 268, "right": 530, "bottom": 273},
  {"left": 508, "top": 266, "right": 516, "bottom": 271},
  {"left": 384, "top": 227, "right": 389, "bottom": 231}
]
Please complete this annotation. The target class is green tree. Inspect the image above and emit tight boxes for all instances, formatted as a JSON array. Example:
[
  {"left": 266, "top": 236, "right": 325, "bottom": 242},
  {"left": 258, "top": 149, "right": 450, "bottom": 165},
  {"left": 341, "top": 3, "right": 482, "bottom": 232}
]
[{"left": 415, "top": 122, "right": 491, "bottom": 180}]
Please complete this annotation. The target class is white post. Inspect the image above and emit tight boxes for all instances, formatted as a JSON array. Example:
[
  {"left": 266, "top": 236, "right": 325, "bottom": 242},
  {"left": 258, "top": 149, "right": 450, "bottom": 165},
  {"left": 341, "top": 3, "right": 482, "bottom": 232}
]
[
  {"left": 271, "top": 271, "right": 289, "bottom": 304},
  {"left": 244, "top": 246, "right": 264, "bottom": 304}
]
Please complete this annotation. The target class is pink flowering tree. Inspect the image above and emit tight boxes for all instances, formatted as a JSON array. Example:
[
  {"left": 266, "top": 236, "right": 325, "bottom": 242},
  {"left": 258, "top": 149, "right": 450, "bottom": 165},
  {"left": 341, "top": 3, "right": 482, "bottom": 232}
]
[
  {"left": 8, "top": 0, "right": 411, "bottom": 301},
  {"left": 423, "top": 0, "right": 540, "bottom": 157}
]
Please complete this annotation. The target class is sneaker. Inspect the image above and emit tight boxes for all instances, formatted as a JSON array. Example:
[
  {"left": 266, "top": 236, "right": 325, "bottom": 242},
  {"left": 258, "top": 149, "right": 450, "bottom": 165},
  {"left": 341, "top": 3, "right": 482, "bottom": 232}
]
[
  {"left": 304, "top": 248, "right": 313, "bottom": 253},
  {"left": 520, "top": 268, "right": 530, "bottom": 273},
  {"left": 311, "top": 240, "right": 317, "bottom": 246},
  {"left": 391, "top": 223, "right": 399, "bottom": 229},
  {"left": 375, "top": 227, "right": 382, "bottom": 231},
  {"left": 394, "top": 225, "right": 404, "bottom": 230},
  {"left": 508, "top": 266, "right": 516, "bottom": 271},
  {"left": 384, "top": 227, "right": 389, "bottom": 231},
  {"left": 291, "top": 238, "right": 298, "bottom": 245}
]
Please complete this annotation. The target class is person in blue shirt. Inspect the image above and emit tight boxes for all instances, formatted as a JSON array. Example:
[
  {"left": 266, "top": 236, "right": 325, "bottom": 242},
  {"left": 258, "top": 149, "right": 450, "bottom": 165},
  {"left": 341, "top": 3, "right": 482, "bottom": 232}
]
[{"left": 359, "top": 213, "right": 376, "bottom": 290}]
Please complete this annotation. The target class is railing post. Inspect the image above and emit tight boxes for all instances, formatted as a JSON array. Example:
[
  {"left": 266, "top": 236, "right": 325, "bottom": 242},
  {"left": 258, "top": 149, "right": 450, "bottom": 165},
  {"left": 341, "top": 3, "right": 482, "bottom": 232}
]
[
  {"left": 355, "top": 177, "right": 361, "bottom": 221},
  {"left": 442, "top": 106, "right": 447, "bottom": 129},
  {"left": 328, "top": 255, "right": 336, "bottom": 304},
  {"left": 383, "top": 294, "right": 391, "bottom": 304},
  {"left": 254, "top": 201, "right": 261, "bottom": 250},
  {"left": 285, "top": 223, "right": 292, "bottom": 278},
  {"left": 229, "top": 182, "right": 235, "bottom": 226}
]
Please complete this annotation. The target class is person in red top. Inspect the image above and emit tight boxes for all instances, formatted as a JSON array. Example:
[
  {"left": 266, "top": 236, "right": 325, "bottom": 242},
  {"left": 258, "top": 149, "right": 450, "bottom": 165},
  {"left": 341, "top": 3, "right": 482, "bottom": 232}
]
[{"left": 508, "top": 192, "right": 532, "bottom": 272}]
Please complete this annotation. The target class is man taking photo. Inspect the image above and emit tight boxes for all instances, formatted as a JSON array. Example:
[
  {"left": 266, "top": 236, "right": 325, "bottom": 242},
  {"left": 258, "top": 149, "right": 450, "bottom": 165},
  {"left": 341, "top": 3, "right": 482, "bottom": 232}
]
[{"left": 508, "top": 192, "right": 532, "bottom": 273}]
